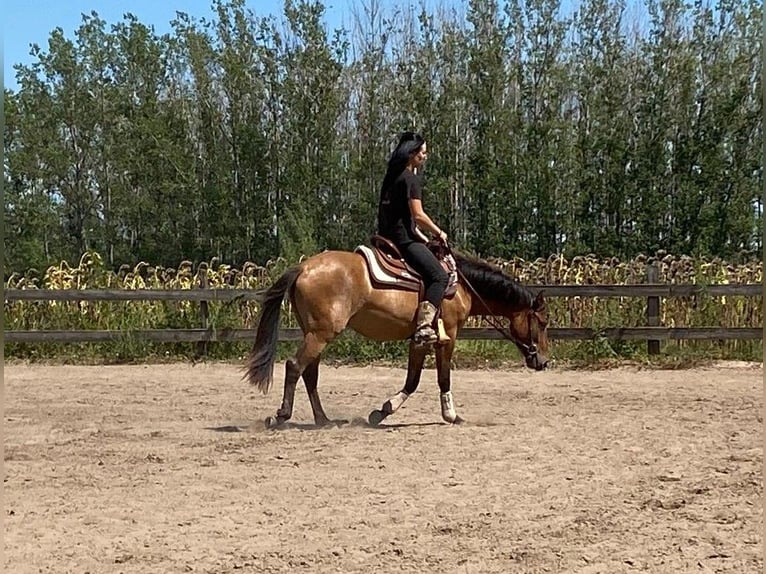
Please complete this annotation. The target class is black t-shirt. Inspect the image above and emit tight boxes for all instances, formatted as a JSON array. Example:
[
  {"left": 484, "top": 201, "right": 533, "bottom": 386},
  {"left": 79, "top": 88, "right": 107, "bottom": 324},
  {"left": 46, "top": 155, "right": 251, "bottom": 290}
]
[{"left": 377, "top": 169, "right": 423, "bottom": 246}]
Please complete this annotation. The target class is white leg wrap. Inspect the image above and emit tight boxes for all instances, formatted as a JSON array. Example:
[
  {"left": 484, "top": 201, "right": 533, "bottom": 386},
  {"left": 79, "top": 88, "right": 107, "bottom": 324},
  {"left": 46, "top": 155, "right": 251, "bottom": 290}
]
[
  {"left": 388, "top": 391, "right": 409, "bottom": 413},
  {"left": 440, "top": 391, "right": 457, "bottom": 423}
]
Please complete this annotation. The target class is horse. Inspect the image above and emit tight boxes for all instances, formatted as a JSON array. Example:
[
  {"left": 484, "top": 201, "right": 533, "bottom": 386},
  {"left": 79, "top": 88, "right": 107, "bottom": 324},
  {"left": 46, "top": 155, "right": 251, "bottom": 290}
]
[{"left": 244, "top": 243, "right": 550, "bottom": 428}]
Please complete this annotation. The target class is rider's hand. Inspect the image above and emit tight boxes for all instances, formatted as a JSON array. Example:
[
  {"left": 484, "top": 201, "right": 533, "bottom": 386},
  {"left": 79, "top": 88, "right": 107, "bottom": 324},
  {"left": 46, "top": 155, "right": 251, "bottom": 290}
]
[{"left": 437, "top": 230, "right": 448, "bottom": 245}]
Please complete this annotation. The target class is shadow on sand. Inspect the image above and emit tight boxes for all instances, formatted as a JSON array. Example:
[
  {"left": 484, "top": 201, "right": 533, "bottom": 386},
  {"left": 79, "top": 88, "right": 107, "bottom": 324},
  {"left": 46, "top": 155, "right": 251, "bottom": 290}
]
[{"left": 205, "top": 417, "right": 503, "bottom": 432}]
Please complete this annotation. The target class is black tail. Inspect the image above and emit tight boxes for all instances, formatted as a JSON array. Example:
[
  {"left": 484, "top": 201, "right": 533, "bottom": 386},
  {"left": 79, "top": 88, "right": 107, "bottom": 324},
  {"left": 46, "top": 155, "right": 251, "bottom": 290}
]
[{"left": 245, "top": 266, "right": 301, "bottom": 393}]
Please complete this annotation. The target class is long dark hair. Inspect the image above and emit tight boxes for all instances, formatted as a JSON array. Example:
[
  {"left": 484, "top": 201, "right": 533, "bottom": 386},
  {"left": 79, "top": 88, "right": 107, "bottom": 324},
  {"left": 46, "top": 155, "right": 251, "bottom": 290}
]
[{"left": 380, "top": 131, "right": 425, "bottom": 193}]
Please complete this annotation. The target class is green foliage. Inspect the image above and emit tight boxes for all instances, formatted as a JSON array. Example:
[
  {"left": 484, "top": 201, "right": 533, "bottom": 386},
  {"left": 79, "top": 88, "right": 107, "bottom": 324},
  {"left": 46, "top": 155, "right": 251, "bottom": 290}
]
[{"left": 3, "top": 0, "right": 763, "bottom": 269}]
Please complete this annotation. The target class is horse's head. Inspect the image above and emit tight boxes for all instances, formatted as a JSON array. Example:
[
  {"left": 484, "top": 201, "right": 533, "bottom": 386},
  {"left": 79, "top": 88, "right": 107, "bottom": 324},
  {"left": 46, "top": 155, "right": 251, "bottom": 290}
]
[{"left": 509, "top": 291, "right": 550, "bottom": 371}]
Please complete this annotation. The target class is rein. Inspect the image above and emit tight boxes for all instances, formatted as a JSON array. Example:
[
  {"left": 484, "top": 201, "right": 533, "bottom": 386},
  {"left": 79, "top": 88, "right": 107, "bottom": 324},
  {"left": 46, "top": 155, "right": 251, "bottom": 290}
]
[{"left": 445, "top": 243, "right": 539, "bottom": 358}]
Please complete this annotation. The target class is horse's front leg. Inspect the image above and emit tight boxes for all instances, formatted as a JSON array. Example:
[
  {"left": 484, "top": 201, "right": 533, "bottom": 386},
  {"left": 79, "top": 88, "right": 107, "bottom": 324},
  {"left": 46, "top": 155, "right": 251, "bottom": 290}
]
[
  {"left": 435, "top": 339, "right": 464, "bottom": 424},
  {"left": 368, "top": 341, "right": 428, "bottom": 426}
]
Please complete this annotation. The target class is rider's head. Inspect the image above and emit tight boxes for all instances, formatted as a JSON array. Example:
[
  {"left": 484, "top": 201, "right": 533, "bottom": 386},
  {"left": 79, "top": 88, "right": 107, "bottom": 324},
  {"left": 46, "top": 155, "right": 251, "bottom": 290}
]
[
  {"left": 381, "top": 132, "right": 427, "bottom": 190},
  {"left": 394, "top": 131, "right": 426, "bottom": 166}
]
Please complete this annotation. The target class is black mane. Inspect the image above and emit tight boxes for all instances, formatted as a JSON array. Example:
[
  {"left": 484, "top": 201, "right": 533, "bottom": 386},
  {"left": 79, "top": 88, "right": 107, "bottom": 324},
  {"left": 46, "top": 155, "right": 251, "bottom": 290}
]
[{"left": 453, "top": 251, "right": 534, "bottom": 307}]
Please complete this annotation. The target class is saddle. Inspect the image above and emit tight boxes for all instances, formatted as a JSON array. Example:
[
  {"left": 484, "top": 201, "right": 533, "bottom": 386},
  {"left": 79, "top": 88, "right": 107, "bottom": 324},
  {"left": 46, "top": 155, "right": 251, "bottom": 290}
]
[{"left": 354, "top": 235, "right": 459, "bottom": 299}]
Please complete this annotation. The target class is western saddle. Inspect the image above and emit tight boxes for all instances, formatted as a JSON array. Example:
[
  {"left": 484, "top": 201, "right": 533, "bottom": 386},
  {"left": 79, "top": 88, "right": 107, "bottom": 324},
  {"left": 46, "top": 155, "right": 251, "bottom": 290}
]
[{"left": 354, "top": 235, "right": 459, "bottom": 298}]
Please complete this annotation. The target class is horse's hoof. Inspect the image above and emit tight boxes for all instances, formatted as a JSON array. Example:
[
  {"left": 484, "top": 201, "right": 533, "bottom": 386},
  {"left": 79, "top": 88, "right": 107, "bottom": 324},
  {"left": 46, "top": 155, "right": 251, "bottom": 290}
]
[
  {"left": 368, "top": 410, "right": 386, "bottom": 426},
  {"left": 264, "top": 415, "right": 283, "bottom": 429},
  {"left": 442, "top": 415, "right": 465, "bottom": 425}
]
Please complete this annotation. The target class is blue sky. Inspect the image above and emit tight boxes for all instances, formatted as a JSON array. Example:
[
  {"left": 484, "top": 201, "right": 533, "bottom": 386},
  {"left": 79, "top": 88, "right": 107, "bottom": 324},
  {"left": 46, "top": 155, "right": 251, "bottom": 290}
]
[{"left": 3, "top": 0, "right": 357, "bottom": 91}]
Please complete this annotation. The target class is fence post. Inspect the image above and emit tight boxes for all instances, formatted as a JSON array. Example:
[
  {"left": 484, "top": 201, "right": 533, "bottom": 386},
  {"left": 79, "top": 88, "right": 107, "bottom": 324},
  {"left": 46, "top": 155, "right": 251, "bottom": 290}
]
[
  {"left": 646, "top": 262, "right": 660, "bottom": 355},
  {"left": 197, "top": 263, "right": 209, "bottom": 357}
]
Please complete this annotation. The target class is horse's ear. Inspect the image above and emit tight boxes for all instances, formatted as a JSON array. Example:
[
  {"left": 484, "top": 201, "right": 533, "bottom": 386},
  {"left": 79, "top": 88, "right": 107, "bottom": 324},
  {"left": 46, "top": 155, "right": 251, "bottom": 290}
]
[{"left": 533, "top": 290, "right": 546, "bottom": 310}]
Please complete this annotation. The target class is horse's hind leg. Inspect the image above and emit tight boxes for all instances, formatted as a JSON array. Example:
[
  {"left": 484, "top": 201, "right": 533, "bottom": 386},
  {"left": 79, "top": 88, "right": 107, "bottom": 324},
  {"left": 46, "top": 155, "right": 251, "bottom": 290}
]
[
  {"left": 265, "top": 332, "right": 328, "bottom": 429},
  {"left": 301, "top": 357, "right": 334, "bottom": 427}
]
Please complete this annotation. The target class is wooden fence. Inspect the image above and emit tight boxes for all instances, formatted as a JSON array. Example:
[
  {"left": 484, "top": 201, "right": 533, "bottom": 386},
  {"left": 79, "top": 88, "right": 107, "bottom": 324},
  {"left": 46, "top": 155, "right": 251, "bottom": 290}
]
[{"left": 4, "top": 281, "right": 762, "bottom": 354}]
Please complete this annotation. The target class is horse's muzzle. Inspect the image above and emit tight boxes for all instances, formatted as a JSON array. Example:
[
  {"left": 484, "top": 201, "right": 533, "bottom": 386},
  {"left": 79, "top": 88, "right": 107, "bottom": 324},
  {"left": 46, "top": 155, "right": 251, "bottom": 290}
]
[{"left": 525, "top": 354, "right": 549, "bottom": 371}]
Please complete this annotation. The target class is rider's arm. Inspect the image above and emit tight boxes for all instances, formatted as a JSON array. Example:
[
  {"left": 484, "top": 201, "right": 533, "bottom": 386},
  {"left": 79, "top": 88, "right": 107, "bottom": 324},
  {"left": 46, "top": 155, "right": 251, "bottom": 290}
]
[{"left": 409, "top": 198, "right": 447, "bottom": 243}]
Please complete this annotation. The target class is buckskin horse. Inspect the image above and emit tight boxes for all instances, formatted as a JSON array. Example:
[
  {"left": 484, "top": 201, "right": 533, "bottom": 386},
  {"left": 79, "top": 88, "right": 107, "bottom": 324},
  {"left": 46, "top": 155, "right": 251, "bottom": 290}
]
[{"left": 245, "top": 239, "right": 550, "bottom": 428}]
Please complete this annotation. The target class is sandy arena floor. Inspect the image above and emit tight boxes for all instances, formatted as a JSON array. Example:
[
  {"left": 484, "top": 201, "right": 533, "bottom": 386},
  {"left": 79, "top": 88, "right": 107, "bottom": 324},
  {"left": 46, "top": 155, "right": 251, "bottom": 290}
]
[{"left": 4, "top": 362, "right": 763, "bottom": 573}]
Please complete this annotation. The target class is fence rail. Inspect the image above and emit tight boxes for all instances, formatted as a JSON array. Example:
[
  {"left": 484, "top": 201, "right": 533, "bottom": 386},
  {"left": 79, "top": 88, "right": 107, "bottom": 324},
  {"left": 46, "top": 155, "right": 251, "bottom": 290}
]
[
  {"left": 4, "top": 327, "right": 762, "bottom": 344},
  {"left": 4, "top": 283, "right": 762, "bottom": 302},
  {"left": 4, "top": 282, "right": 762, "bottom": 350}
]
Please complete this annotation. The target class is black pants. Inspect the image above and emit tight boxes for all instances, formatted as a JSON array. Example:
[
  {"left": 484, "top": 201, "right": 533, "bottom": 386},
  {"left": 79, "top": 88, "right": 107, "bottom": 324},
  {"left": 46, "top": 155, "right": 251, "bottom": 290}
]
[{"left": 400, "top": 241, "right": 449, "bottom": 306}]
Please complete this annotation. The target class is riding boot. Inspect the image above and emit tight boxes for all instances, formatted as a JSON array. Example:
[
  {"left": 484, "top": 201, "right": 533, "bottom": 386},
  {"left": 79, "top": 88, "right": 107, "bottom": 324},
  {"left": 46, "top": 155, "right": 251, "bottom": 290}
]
[{"left": 413, "top": 301, "right": 439, "bottom": 346}]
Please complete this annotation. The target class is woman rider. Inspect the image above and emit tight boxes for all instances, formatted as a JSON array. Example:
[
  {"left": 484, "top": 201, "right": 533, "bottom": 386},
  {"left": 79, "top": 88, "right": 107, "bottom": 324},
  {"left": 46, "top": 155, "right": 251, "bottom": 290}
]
[{"left": 376, "top": 132, "right": 449, "bottom": 346}]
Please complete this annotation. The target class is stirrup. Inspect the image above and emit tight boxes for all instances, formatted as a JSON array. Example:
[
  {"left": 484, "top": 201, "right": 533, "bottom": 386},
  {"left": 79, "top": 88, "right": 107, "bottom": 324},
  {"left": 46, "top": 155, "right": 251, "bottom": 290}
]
[{"left": 436, "top": 318, "right": 450, "bottom": 344}]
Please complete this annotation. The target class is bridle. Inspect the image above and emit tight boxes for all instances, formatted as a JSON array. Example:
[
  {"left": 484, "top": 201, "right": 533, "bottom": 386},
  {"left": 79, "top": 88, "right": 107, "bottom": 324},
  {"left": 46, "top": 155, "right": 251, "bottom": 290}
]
[{"left": 446, "top": 243, "right": 541, "bottom": 362}]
